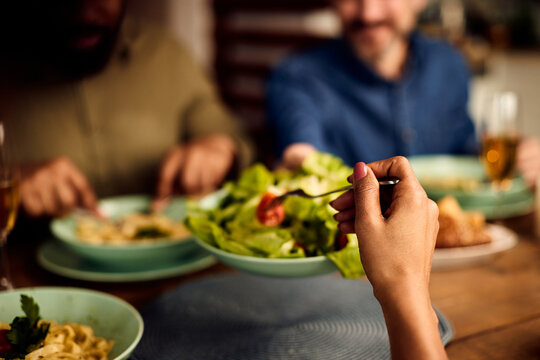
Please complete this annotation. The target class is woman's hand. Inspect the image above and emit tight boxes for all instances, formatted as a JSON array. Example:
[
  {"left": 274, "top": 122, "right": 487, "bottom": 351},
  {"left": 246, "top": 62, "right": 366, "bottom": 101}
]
[
  {"left": 331, "top": 156, "right": 438, "bottom": 301},
  {"left": 331, "top": 156, "right": 446, "bottom": 360}
]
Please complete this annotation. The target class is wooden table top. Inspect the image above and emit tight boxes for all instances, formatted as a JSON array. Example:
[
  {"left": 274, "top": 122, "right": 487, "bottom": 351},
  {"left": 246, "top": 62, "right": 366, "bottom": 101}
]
[
  {"left": 430, "top": 215, "right": 540, "bottom": 360},
  {"left": 5, "top": 214, "right": 540, "bottom": 360}
]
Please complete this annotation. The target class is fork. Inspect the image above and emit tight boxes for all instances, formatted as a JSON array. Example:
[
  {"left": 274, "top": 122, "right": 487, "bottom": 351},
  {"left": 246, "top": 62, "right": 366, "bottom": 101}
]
[{"left": 266, "top": 176, "right": 400, "bottom": 209}]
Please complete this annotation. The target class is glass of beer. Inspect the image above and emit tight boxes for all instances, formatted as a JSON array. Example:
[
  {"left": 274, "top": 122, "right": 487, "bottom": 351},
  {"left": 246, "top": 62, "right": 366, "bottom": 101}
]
[
  {"left": 480, "top": 92, "right": 520, "bottom": 191},
  {"left": 0, "top": 122, "right": 20, "bottom": 291}
]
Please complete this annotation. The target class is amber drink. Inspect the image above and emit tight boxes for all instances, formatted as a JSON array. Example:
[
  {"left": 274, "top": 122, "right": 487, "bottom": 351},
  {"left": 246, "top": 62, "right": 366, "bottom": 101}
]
[{"left": 481, "top": 134, "right": 519, "bottom": 185}]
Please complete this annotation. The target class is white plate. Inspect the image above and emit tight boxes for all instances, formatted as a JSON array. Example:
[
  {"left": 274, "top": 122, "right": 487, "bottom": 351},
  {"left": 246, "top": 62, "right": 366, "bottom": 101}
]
[{"left": 432, "top": 224, "right": 518, "bottom": 269}]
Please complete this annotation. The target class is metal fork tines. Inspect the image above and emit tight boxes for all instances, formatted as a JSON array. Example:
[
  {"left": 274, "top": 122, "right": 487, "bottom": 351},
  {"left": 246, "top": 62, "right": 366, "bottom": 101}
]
[{"left": 266, "top": 176, "right": 399, "bottom": 210}]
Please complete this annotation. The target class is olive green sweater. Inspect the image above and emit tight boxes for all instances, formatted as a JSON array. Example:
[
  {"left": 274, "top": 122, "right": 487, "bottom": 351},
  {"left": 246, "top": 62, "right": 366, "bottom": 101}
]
[{"left": 1, "top": 17, "right": 252, "bottom": 196}]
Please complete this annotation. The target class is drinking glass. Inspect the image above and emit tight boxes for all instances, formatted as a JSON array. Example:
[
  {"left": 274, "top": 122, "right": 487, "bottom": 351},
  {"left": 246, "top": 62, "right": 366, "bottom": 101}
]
[
  {"left": 480, "top": 91, "right": 520, "bottom": 191},
  {"left": 0, "top": 122, "right": 20, "bottom": 291}
]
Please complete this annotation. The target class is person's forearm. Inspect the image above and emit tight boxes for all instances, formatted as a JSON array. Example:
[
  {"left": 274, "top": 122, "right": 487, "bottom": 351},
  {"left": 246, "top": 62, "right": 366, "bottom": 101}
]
[{"left": 376, "top": 282, "right": 448, "bottom": 360}]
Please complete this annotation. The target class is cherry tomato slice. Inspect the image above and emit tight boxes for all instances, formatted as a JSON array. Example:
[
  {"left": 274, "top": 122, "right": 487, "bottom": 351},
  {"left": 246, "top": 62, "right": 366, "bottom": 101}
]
[
  {"left": 256, "top": 192, "right": 285, "bottom": 226},
  {"left": 0, "top": 329, "right": 12, "bottom": 355}
]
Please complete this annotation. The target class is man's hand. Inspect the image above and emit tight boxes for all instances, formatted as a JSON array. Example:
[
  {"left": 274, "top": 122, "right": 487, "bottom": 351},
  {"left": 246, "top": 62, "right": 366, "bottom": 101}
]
[
  {"left": 19, "top": 157, "right": 98, "bottom": 218},
  {"left": 281, "top": 143, "right": 317, "bottom": 170},
  {"left": 154, "top": 134, "right": 236, "bottom": 207},
  {"left": 516, "top": 137, "right": 540, "bottom": 187}
]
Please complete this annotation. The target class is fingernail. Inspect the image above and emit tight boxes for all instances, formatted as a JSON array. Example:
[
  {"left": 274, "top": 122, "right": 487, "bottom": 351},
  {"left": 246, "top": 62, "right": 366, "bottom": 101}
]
[{"left": 354, "top": 162, "right": 367, "bottom": 181}]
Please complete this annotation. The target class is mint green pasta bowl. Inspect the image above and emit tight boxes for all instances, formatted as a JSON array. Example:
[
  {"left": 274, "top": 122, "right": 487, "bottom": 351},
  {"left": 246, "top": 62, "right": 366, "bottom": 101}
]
[
  {"left": 0, "top": 287, "right": 143, "bottom": 360},
  {"left": 50, "top": 195, "right": 199, "bottom": 265}
]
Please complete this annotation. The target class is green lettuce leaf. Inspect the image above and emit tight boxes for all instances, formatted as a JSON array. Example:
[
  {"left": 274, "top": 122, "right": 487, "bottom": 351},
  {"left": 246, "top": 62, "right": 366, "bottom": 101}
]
[
  {"left": 326, "top": 234, "right": 364, "bottom": 278},
  {"left": 215, "top": 236, "right": 256, "bottom": 256},
  {"left": 231, "top": 164, "right": 274, "bottom": 199},
  {"left": 302, "top": 152, "right": 352, "bottom": 184},
  {"left": 184, "top": 217, "right": 222, "bottom": 246},
  {"left": 327, "top": 246, "right": 365, "bottom": 278},
  {"left": 241, "top": 230, "right": 304, "bottom": 258}
]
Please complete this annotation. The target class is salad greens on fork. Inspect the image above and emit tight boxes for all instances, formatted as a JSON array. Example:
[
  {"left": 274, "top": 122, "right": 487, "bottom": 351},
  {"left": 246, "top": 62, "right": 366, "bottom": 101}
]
[{"left": 185, "top": 152, "right": 365, "bottom": 278}]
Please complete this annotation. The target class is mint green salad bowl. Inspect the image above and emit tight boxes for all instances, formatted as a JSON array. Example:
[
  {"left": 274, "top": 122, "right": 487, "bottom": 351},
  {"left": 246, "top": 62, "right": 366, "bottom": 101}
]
[
  {"left": 0, "top": 287, "right": 143, "bottom": 360},
  {"left": 50, "top": 195, "right": 198, "bottom": 265},
  {"left": 191, "top": 188, "right": 341, "bottom": 278},
  {"left": 193, "top": 236, "right": 338, "bottom": 277}
]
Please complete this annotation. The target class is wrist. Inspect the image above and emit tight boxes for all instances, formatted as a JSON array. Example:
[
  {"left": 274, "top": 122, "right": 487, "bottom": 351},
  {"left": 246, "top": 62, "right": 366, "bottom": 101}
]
[
  {"left": 374, "top": 279, "right": 434, "bottom": 320},
  {"left": 374, "top": 280, "right": 446, "bottom": 359},
  {"left": 381, "top": 296, "right": 444, "bottom": 359}
]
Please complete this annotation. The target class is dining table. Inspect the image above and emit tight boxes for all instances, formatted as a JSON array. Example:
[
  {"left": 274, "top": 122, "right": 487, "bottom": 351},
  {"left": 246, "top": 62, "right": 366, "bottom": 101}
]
[{"left": 5, "top": 212, "right": 540, "bottom": 360}]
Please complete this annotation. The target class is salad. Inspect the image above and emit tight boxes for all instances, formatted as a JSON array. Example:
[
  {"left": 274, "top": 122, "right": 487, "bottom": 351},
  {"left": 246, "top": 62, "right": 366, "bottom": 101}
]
[{"left": 185, "top": 152, "right": 364, "bottom": 278}]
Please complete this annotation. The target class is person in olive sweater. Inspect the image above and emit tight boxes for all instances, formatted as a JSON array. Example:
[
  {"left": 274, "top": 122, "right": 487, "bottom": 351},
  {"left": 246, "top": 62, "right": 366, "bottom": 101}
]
[{"left": 0, "top": 0, "right": 252, "bottom": 219}]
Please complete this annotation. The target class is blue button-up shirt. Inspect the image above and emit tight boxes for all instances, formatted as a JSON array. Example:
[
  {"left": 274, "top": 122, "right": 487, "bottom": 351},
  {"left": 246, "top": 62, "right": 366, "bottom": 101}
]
[{"left": 266, "top": 33, "right": 477, "bottom": 166}]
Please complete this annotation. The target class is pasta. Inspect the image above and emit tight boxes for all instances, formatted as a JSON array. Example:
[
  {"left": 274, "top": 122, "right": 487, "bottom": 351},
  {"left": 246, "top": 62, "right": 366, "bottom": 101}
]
[
  {"left": 0, "top": 321, "right": 114, "bottom": 360},
  {"left": 76, "top": 212, "right": 190, "bottom": 245}
]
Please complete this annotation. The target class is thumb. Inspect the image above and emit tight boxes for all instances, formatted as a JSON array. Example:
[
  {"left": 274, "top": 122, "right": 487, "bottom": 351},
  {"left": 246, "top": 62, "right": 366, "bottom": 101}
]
[{"left": 353, "top": 162, "right": 383, "bottom": 226}]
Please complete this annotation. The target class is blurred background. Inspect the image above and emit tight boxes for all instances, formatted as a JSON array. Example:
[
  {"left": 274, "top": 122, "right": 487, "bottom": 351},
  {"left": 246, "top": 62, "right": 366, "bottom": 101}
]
[{"left": 131, "top": 0, "right": 540, "bottom": 164}]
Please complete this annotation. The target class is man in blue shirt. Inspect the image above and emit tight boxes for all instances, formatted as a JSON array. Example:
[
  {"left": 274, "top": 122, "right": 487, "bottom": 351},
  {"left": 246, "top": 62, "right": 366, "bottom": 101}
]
[{"left": 267, "top": 0, "right": 540, "bottom": 185}]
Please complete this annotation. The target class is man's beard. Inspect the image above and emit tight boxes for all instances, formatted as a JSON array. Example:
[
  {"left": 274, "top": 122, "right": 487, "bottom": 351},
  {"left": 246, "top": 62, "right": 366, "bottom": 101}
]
[
  {"left": 345, "top": 18, "right": 408, "bottom": 62},
  {"left": 52, "top": 24, "right": 121, "bottom": 79}
]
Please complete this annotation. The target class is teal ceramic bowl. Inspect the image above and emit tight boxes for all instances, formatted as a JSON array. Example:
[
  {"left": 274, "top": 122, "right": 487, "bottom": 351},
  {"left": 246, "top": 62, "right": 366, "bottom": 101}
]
[
  {"left": 0, "top": 287, "right": 143, "bottom": 360},
  {"left": 409, "top": 155, "right": 534, "bottom": 219},
  {"left": 193, "top": 236, "right": 338, "bottom": 277},
  {"left": 192, "top": 190, "right": 339, "bottom": 278},
  {"left": 50, "top": 195, "right": 198, "bottom": 265}
]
